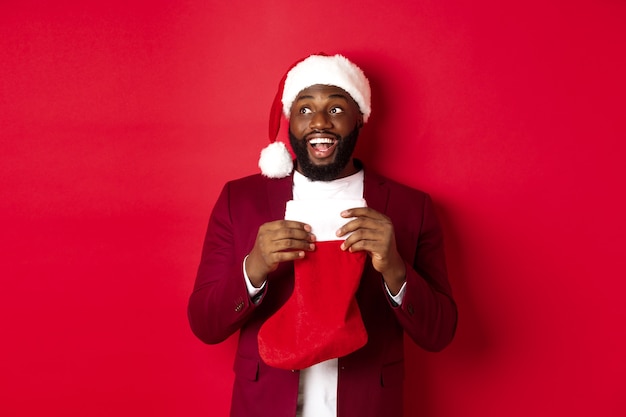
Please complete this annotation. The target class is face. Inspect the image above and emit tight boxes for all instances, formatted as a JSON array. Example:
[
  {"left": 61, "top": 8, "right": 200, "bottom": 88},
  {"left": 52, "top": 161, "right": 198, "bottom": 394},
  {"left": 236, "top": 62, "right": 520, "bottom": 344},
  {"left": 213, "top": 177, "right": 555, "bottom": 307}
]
[{"left": 288, "top": 85, "right": 363, "bottom": 181}]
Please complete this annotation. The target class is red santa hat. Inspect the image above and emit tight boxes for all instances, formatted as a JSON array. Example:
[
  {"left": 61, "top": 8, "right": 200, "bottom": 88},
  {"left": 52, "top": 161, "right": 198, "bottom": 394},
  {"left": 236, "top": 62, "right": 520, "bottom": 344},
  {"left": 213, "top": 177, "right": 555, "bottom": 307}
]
[{"left": 259, "top": 53, "right": 372, "bottom": 178}]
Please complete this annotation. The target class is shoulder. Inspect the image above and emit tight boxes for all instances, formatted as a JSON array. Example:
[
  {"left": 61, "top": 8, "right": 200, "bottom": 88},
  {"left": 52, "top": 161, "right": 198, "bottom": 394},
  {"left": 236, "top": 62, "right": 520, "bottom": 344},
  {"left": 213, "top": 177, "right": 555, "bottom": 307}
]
[
  {"left": 363, "top": 166, "right": 430, "bottom": 203},
  {"left": 222, "top": 172, "right": 290, "bottom": 195},
  {"left": 225, "top": 172, "right": 273, "bottom": 188},
  {"left": 215, "top": 173, "right": 292, "bottom": 221}
]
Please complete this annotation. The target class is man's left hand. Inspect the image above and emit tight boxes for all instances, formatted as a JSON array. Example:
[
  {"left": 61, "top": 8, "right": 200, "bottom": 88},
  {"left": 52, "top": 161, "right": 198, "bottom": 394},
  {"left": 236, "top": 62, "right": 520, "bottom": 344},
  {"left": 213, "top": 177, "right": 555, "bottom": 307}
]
[{"left": 336, "top": 207, "right": 406, "bottom": 294}]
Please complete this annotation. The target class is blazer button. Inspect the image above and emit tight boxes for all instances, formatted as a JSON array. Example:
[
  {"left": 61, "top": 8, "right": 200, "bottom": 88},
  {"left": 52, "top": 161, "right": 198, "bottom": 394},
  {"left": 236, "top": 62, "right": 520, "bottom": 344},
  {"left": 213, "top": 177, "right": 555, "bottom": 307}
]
[{"left": 407, "top": 304, "right": 415, "bottom": 316}]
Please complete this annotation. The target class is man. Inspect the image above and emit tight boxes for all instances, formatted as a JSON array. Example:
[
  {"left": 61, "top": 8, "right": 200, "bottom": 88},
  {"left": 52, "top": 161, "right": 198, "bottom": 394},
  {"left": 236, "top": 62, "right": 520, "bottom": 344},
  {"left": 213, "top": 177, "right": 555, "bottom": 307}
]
[{"left": 188, "top": 54, "right": 457, "bottom": 417}]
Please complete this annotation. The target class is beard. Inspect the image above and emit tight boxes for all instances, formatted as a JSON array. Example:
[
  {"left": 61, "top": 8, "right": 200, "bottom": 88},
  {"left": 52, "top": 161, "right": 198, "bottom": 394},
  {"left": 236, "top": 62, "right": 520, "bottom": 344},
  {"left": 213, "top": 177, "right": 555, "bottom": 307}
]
[{"left": 288, "top": 126, "right": 360, "bottom": 182}]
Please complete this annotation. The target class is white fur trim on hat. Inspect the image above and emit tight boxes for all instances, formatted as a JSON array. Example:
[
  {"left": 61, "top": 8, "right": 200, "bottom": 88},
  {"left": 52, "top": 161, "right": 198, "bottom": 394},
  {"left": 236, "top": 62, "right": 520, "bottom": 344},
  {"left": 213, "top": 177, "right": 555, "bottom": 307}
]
[
  {"left": 282, "top": 54, "right": 371, "bottom": 122},
  {"left": 258, "top": 141, "right": 293, "bottom": 179}
]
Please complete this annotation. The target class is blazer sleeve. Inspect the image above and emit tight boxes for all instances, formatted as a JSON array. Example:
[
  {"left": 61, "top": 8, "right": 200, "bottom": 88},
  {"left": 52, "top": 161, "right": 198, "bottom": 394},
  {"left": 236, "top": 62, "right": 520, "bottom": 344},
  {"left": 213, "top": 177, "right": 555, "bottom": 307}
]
[
  {"left": 187, "top": 182, "right": 260, "bottom": 344},
  {"left": 391, "top": 193, "right": 458, "bottom": 352}
]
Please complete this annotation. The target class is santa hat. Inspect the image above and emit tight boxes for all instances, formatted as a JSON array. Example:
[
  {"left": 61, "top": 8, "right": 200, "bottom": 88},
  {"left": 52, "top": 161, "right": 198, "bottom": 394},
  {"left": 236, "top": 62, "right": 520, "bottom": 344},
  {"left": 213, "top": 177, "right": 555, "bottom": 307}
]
[
  {"left": 258, "top": 198, "right": 368, "bottom": 370},
  {"left": 258, "top": 53, "right": 372, "bottom": 178}
]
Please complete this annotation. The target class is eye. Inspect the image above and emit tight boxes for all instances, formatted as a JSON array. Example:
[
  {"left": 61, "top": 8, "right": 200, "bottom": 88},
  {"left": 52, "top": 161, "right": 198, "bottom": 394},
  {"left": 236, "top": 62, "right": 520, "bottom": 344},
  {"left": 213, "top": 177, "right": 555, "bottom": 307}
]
[
  {"left": 329, "top": 107, "right": 344, "bottom": 114},
  {"left": 299, "top": 107, "right": 312, "bottom": 114}
]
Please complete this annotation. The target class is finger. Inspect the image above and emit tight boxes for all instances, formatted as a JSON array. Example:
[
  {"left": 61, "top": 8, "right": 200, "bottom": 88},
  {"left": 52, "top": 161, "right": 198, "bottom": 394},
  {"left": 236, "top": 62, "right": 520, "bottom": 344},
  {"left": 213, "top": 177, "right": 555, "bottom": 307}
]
[
  {"left": 340, "top": 227, "right": 392, "bottom": 251},
  {"left": 269, "top": 228, "right": 316, "bottom": 244},
  {"left": 261, "top": 223, "right": 315, "bottom": 244},
  {"left": 341, "top": 232, "right": 383, "bottom": 253},
  {"left": 263, "top": 220, "right": 312, "bottom": 233},
  {"left": 340, "top": 207, "right": 385, "bottom": 220},
  {"left": 264, "top": 250, "right": 308, "bottom": 266},
  {"left": 271, "top": 237, "right": 316, "bottom": 253},
  {"left": 336, "top": 217, "right": 379, "bottom": 237},
  {"left": 281, "top": 220, "right": 313, "bottom": 232}
]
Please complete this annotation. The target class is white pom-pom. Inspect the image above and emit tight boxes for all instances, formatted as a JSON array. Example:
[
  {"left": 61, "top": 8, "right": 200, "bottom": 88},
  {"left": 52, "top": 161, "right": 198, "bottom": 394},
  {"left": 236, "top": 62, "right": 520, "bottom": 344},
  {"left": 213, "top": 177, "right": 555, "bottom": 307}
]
[{"left": 258, "top": 141, "right": 293, "bottom": 178}]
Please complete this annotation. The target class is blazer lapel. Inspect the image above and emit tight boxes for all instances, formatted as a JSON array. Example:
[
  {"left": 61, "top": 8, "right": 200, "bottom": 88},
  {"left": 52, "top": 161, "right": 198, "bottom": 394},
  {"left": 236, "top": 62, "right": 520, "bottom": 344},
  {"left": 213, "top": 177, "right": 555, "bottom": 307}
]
[
  {"left": 266, "top": 174, "right": 294, "bottom": 220},
  {"left": 363, "top": 168, "right": 389, "bottom": 214}
]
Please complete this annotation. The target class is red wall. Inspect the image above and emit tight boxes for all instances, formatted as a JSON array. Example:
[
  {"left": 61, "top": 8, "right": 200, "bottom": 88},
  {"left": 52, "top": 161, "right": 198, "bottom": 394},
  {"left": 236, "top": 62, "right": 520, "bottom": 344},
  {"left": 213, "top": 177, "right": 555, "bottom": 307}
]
[{"left": 2, "top": 1, "right": 625, "bottom": 416}]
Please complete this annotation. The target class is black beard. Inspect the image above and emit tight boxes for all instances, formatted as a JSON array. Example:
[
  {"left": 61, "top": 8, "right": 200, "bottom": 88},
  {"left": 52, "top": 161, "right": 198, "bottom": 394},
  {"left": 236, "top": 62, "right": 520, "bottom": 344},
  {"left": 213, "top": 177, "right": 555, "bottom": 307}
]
[{"left": 288, "top": 127, "right": 360, "bottom": 181}]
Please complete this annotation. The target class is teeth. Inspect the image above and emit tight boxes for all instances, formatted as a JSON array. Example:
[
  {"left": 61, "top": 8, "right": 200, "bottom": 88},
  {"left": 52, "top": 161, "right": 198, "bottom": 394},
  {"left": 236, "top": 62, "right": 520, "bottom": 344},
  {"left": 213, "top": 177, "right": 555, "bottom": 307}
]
[{"left": 309, "top": 138, "right": 335, "bottom": 145}]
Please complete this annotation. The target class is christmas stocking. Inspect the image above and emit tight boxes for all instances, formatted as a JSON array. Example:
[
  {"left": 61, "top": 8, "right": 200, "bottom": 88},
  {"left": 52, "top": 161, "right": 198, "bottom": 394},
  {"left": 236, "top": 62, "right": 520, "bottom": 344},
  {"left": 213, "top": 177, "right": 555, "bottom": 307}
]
[{"left": 258, "top": 199, "right": 368, "bottom": 370}]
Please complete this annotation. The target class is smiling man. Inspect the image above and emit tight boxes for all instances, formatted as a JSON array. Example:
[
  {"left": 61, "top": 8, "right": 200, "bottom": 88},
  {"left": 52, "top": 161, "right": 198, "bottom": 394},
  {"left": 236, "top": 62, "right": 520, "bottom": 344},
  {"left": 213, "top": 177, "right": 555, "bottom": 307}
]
[
  {"left": 288, "top": 84, "right": 361, "bottom": 181},
  {"left": 188, "top": 54, "right": 457, "bottom": 417}
]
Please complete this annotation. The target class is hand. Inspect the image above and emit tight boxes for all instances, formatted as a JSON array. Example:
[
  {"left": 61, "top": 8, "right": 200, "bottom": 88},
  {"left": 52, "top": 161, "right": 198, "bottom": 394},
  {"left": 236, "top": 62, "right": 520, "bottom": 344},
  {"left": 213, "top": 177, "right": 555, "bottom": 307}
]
[
  {"left": 336, "top": 207, "right": 406, "bottom": 294},
  {"left": 245, "top": 220, "right": 316, "bottom": 287}
]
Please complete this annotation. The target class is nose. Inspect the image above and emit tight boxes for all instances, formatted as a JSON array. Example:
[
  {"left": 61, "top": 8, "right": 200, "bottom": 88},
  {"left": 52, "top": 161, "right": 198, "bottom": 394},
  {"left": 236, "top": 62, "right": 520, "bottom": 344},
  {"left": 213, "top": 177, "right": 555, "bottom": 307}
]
[{"left": 309, "top": 111, "right": 332, "bottom": 130}]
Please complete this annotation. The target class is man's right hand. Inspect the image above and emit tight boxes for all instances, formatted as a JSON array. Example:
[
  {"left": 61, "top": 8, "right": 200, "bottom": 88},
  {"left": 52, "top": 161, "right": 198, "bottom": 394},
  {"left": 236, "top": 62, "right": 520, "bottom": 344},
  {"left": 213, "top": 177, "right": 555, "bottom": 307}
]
[{"left": 245, "top": 220, "right": 316, "bottom": 287}]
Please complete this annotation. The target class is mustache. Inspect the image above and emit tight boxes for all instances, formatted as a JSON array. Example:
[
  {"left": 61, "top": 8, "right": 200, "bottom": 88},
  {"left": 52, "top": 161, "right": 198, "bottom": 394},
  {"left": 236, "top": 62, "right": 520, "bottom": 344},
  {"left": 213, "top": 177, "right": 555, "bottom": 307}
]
[{"left": 305, "top": 130, "right": 341, "bottom": 141}]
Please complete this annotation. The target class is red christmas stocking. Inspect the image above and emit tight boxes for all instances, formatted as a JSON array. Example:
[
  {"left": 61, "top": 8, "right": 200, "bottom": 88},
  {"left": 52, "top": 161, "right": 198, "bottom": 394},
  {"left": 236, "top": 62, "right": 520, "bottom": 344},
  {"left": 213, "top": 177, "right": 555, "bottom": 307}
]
[{"left": 258, "top": 199, "right": 368, "bottom": 370}]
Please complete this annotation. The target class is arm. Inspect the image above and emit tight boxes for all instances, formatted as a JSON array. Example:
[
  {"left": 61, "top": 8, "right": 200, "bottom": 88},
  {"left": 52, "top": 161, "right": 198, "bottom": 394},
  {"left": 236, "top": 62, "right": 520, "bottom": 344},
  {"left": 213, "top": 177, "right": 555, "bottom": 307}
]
[
  {"left": 392, "top": 194, "right": 457, "bottom": 351},
  {"left": 187, "top": 183, "right": 255, "bottom": 344},
  {"left": 187, "top": 183, "right": 315, "bottom": 344}
]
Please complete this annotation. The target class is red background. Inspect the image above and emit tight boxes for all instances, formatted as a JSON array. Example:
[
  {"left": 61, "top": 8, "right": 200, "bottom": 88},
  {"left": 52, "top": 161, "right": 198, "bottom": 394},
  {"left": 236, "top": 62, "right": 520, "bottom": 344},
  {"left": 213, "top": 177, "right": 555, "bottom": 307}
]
[{"left": 1, "top": 1, "right": 625, "bottom": 416}]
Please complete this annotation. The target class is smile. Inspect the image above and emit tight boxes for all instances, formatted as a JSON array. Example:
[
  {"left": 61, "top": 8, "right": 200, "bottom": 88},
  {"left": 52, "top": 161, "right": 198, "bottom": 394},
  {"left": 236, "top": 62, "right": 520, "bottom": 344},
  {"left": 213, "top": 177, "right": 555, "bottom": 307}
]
[
  {"left": 306, "top": 136, "right": 338, "bottom": 159},
  {"left": 308, "top": 137, "right": 337, "bottom": 151}
]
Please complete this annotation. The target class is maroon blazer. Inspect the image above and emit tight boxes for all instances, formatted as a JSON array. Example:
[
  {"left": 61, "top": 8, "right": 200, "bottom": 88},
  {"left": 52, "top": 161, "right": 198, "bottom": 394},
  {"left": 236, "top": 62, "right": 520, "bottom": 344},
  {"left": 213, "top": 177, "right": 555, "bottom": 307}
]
[{"left": 188, "top": 166, "right": 457, "bottom": 417}]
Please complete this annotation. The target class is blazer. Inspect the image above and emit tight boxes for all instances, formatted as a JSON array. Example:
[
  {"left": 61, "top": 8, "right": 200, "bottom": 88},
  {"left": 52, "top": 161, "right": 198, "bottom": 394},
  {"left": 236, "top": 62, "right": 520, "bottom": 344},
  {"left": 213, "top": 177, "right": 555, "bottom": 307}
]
[{"left": 188, "top": 165, "right": 457, "bottom": 417}]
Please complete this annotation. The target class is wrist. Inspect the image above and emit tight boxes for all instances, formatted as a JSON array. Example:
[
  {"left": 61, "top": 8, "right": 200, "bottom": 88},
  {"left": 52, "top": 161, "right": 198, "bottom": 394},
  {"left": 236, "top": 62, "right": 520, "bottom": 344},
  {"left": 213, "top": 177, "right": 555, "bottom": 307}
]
[
  {"left": 382, "top": 259, "right": 406, "bottom": 295},
  {"left": 244, "top": 254, "right": 267, "bottom": 287}
]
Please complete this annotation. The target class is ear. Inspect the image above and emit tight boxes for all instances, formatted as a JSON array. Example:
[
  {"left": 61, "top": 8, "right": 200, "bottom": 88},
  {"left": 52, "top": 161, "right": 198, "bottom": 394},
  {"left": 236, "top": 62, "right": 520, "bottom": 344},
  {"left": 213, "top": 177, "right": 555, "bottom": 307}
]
[{"left": 357, "top": 114, "right": 364, "bottom": 129}]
